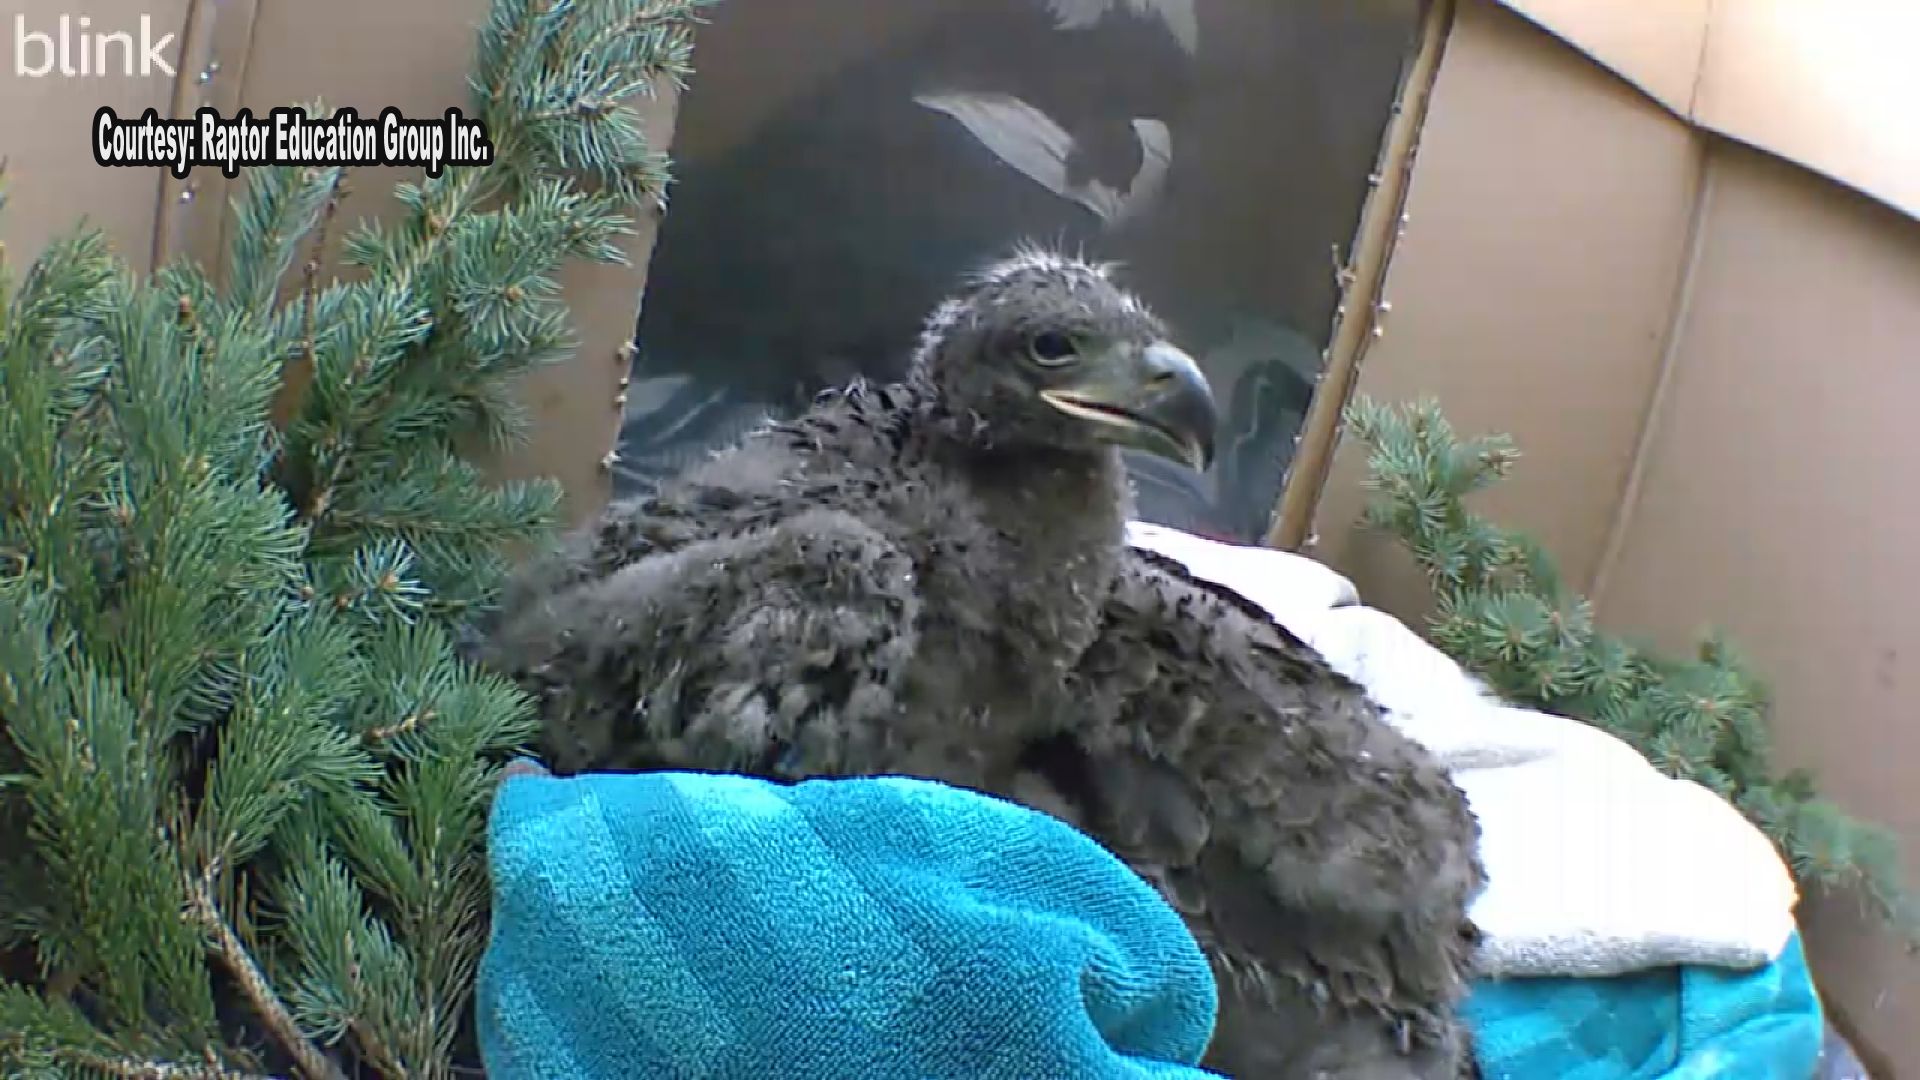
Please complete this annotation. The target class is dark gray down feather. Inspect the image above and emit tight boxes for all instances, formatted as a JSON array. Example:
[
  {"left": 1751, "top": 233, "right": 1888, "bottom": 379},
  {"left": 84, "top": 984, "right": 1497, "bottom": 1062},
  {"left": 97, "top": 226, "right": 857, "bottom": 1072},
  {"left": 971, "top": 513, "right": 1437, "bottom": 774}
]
[{"left": 476, "top": 249, "right": 1486, "bottom": 1079}]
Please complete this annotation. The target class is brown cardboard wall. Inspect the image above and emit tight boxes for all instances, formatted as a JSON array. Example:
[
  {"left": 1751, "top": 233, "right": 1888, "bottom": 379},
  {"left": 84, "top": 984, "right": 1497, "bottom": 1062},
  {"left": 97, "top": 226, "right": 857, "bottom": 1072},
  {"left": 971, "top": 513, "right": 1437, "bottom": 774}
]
[
  {"left": 1312, "top": 0, "right": 1701, "bottom": 613},
  {"left": 0, "top": 0, "right": 191, "bottom": 276},
  {"left": 1, "top": 0, "right": 679, "bottom": 527},
  {"left": 1499, "top": 0, "right": 1920, "bottom": 224},
  {"left": 1592, "top": 141, "right": 1920, "bottom": 1072},
  {"left": 1495, "top": 0, "right": 1710, "bottom": 115},
  {"left": 1316, "top": 1, "right": 1920, "bottom": 1069}
]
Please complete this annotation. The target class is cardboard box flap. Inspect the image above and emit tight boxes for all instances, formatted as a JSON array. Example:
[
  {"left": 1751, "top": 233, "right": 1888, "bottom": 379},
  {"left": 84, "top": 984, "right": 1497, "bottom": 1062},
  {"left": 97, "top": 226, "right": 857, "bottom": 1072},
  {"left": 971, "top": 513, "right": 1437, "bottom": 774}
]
[{"left": 1497, "top": 0, "right": 1920, "bottom": 224}]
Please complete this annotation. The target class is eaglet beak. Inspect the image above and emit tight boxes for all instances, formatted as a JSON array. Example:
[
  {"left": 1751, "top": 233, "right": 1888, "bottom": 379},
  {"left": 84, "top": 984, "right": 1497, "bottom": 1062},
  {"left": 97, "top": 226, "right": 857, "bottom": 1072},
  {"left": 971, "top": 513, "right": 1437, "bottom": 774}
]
[{"left": 1039, "top": 341, "right": 1217, "bottom": 471}]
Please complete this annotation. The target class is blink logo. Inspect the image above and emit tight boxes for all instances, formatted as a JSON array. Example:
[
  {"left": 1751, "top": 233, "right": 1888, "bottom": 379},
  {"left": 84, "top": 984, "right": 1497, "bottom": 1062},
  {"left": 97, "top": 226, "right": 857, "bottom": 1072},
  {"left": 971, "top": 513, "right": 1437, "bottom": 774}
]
[{"left": 12, "top": 14, "right": 179, "bottom": 77}]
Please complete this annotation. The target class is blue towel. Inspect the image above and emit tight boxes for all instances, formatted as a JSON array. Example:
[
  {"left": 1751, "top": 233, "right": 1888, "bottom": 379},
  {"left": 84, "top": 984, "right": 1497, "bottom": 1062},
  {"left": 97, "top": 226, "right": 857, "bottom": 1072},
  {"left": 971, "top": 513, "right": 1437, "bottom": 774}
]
[
  {"left": 1465, "top": 932, "right": 1826, "bottom": 1079},
  {"left": 475, "top": 766, "right": 1221, "bottom": 1080}
]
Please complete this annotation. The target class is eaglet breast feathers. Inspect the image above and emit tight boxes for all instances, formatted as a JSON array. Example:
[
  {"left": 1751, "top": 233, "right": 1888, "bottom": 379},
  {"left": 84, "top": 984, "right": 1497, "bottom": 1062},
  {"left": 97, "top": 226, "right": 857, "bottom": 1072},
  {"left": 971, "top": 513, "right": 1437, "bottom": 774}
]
[{"left": 476, "top": 247, "right": 1487, "bottom": 1079}]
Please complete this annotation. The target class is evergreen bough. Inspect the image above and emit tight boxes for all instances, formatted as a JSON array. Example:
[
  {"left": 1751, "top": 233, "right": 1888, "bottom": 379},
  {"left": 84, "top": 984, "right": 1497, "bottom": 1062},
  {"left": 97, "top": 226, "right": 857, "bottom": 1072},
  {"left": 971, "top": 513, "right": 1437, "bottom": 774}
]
[
  {"left": 1345, "top": 395, "right": 1917, "bottom": 945},
  {"left": 0, "top": 0, "right": 714, "bottom": 1075}
]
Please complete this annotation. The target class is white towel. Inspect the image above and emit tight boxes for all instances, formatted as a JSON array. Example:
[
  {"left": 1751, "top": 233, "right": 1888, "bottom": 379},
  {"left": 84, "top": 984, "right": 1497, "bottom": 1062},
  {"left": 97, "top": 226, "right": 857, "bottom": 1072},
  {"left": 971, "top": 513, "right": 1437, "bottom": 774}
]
[{"left": 1125, "top": 523, "right": 1801, "bottom": 979}]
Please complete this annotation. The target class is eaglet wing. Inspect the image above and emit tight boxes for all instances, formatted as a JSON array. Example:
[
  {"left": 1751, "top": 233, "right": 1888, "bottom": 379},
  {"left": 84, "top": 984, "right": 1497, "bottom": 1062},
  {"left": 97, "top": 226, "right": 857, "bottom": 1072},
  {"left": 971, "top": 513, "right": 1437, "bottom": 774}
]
[
  {"left": 477, "top": 508, "right": 924, "bottom": 779},
  {"left": 1051, "top": 546, "right": 1485, "bottom": 1078}
]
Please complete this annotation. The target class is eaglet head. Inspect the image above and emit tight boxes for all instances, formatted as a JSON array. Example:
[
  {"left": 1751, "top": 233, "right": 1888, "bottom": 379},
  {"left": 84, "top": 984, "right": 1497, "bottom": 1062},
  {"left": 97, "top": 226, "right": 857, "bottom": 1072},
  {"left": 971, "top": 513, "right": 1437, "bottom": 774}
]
[{"left": 909, "top": 246, "right": 1219, "bottom": 473}]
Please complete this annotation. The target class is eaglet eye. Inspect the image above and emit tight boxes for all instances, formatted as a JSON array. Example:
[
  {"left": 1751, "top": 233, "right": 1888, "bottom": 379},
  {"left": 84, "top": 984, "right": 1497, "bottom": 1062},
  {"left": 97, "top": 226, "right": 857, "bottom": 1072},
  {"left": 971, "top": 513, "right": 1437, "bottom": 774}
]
[{"left": 1027, "top": 330, "right": 1079, "bottom": 367}]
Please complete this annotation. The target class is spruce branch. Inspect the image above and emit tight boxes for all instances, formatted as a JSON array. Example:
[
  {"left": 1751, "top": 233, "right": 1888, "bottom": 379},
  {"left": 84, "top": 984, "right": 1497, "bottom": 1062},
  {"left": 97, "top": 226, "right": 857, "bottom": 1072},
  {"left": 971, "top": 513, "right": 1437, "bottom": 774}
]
[
  {"left": 0, "top": 0, "right": 709, "bottom": 1073},
  {"left": 227, "top": 164, "right": 345, "bottom": 320},
  {"left": 0, "top": 1032, "right": 277, "bottom": 1080},
  {"left": 183, "top": 873, "right": 344, "bottom": 1080},
  {"left": 43, "top": 1052, "right": 274, "bottom": 1080},
  {"left": 298, "top": 166, "right": 350, "bottom": 376},
  {"left": 1346, "top": 395, "right": 1920, "bottom": 945}
]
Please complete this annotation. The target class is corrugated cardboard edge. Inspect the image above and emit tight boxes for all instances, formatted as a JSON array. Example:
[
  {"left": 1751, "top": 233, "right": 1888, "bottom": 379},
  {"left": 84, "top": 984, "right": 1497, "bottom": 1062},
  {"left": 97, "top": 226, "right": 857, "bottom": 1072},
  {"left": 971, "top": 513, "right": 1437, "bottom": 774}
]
[{"left": 1496, "top": 0, "right": 1920, "bottom": 225}]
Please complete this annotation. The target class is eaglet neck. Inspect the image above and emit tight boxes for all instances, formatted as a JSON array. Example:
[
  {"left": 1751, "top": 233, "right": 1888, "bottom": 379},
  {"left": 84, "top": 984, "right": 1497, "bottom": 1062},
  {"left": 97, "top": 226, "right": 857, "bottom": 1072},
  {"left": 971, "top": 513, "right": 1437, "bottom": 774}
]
[{"left": 957, "top": 442, "right": 1132, "bottom": 565}]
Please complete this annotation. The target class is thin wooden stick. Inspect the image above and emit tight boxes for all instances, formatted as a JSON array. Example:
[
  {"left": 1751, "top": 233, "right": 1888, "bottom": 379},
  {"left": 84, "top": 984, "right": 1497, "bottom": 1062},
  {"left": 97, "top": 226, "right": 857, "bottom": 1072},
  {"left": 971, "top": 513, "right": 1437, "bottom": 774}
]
[{"left": 1267, "top": 0, "right": 1457, "bottom": 551}]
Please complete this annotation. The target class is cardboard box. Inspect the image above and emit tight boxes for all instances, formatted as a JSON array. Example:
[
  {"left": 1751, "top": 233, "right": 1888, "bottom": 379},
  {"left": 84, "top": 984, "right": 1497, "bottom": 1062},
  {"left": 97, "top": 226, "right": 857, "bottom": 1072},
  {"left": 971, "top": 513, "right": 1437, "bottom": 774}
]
[
  {"left": 6, "top": 0, "right": 1916, "bottom": 1068},
  {"left": 1313, "top": 2, "right": 1920, "bottom": 1070}
]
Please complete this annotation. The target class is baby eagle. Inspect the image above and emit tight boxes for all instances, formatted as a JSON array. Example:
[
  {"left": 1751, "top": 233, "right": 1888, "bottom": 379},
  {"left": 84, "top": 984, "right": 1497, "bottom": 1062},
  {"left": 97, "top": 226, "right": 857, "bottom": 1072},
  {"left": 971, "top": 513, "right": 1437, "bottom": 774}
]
[{"left": 478, "top": 249, "right": 1485, "bottom": 1078}]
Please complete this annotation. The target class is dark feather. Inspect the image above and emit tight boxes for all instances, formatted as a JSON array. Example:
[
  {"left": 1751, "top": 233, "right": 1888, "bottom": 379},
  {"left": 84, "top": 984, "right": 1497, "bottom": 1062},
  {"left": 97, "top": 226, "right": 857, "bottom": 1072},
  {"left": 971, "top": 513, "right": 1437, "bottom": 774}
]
[{"left": 1044, "top": 546, "right": 1484, "bottom": 1078}]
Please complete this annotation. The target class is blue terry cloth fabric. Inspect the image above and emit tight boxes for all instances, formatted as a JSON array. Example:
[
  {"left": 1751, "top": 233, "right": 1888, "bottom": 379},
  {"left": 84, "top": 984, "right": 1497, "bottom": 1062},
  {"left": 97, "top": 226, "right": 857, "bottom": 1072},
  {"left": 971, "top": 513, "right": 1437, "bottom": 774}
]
[
  {"left": 475, "top": 766, "right": 1221, "bottom": 1080},
  {"left": 1464, "top": 931, "right": 1825, "bottom": 1079}
]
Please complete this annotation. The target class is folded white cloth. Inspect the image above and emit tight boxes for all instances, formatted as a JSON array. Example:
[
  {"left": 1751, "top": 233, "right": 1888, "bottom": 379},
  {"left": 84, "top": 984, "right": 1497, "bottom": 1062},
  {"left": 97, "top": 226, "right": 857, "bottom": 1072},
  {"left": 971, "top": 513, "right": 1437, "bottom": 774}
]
[
  {"left": 1124, "top": 522, "right": 1359, "bottom": 625},
  {"left": 1124, "top": 523, "right": 1801, "bottom": 979}
]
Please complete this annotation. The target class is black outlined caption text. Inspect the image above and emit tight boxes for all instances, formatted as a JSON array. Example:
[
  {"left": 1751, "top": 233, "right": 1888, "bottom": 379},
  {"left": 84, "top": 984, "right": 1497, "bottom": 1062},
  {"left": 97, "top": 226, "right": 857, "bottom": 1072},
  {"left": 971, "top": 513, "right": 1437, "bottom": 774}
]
[{"left": 94, "top": 106, "right": 494, "bottom": 179}]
